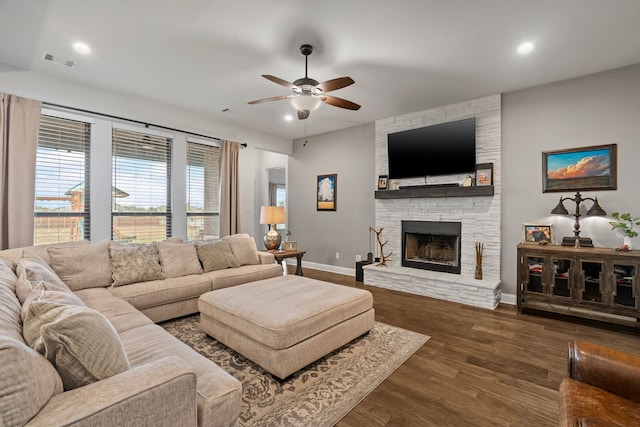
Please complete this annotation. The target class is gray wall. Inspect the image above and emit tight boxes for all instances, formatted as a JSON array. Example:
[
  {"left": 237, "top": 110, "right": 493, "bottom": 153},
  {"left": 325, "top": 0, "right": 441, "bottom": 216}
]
[
  {"left": 501, "top": 63, "right": 640, "bottom": 298},
  {"left": 289, "top": 123, "right": 375, "bottom": 272}
]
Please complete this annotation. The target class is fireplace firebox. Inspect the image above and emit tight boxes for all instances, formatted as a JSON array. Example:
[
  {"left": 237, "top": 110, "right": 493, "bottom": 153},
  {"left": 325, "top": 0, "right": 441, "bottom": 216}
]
[{"left": 401, "top": 220, "right": 462, "bottom": 274}]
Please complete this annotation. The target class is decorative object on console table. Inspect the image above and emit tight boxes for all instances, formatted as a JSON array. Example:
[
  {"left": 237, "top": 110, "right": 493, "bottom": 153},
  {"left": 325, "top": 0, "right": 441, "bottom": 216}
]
[
  {"left": 542, "top": 144, "right": 617, "bottom": 193},
  {"left": 522, "top": 224, "right": 554, "bottom": 245},
  {"left": 369, "top": 226, "right": 392, "bottom": 266},
  {"left": 317, "top": 174, "right": 337, "bottom": 211},
  {"left": 259, "top": 205, "right": 286, "bottom": 251},
  {"left": 550, "top": 192, "right": 606, "bottom": 247},
  {"left": 475, "top": 242, "right": 483, "bottom": 280},
  {"left": 475, "top": 163, "right": 493, "bottom": 186},
  {"left": 377, "top": 175, "right": 388, "bottom": 190},
  {"left": 609, "top": 212, "right": 640, "bottom": 251},
  {"left": 284, "top": 240, "right": 297, "bottom": 252}
]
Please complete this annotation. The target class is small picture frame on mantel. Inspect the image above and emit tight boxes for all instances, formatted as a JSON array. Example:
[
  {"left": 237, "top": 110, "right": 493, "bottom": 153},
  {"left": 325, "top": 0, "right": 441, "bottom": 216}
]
[
  {"left": 377, "top": 175, "right": 388, "bottom": 190},
  {"left": 476, "top": 163, "right": 493, "bottom": 186}
]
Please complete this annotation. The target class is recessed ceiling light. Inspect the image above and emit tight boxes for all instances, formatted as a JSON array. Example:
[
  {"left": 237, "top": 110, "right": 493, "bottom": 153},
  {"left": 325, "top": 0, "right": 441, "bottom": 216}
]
[
  {"left": 517, "top": 41, "right": 535, "bottom": 55},
  {"left": 72, "top": 42, "right": 92, "bottom": 55},
  {"left": 284, "top": 115, "right": 294, "bottom": 122}
]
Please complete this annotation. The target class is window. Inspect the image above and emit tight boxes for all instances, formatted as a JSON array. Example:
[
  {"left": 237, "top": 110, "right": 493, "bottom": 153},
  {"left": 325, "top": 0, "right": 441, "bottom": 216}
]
[
  {"left": 186, "top": 140, "right": 220, "bottom": 241},
  {"left": 112, "top": 126, "right": 172, "bottom": 243},
  {"left": 34, "top": 114, "right": 91, "bottom": 245}
]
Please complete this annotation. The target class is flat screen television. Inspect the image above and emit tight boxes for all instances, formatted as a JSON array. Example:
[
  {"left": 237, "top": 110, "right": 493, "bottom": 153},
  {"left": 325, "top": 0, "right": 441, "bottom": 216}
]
[{"left": 387, "top": 117, "right": 476, "bottom": 179}]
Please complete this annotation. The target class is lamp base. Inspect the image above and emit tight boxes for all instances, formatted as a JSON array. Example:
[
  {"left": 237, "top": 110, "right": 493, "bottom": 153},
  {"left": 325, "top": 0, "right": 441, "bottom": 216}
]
[
  {"left": 561, "top": 236, "right": 594, "bottom": 248},
  {"left": 264, "top": 229, "right": 282, "bottom": 251}
]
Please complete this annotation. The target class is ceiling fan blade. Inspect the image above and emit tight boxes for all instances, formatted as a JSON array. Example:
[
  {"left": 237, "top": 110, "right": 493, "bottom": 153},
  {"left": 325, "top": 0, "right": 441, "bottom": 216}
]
[
  {"left": 297, "top": 110, "right": 310, "bottom": 120},
  {"left": 317, "top": 77, "right": 355, "bottom": 93},
  {"left": 247, "top": 95, "right": 293, "bottom": 105},
  {"left": 321, "top": 95, "right": 361, "bottom": 111},
  {"left": 262, "top": 75, "right": 297, "bottom": 90}
]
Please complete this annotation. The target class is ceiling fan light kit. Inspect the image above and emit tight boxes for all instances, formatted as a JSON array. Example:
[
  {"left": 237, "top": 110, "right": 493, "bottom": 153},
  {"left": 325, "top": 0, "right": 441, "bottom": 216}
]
[{"left": 248, "top": 44, "right": 360, "bottom": 120}]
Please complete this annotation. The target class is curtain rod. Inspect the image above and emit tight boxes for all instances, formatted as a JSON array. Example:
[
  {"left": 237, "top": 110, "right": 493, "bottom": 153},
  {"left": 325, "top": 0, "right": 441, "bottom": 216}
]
[{"left": 42, "top": 102, "right": 247, "bottom": 148}]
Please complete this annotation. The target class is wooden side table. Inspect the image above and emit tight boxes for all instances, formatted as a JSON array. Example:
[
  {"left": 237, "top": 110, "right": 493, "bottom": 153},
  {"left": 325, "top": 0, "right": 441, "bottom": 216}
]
[{"left": 273, "top": 250, "right": 306, "bottom": 276}]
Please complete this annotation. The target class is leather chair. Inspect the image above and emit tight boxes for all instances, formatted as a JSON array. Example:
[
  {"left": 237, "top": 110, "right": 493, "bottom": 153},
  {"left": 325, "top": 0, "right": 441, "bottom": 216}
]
[{"left": 559, "top": 340, "right": 640, "bottom": 426}]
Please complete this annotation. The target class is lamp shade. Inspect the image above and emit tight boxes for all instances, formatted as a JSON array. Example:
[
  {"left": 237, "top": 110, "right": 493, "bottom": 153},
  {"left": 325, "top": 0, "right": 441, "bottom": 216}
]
[{"left": 259, "top": 206, "right": 285, "bottom": 225}]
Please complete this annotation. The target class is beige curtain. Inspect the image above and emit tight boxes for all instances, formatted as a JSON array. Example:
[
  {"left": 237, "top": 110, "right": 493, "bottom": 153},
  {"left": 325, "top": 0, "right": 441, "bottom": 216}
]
[
  {"left": 0, "top": 93, "right": 41, "bottom": 249},
  {"left": 219, "top": 139, "right": 240, "bottom": 237}
]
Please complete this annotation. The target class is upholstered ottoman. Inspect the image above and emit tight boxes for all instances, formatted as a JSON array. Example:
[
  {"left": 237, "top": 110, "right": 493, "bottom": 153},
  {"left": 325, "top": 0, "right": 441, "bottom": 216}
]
[{"left": 198, "top": 275, "right": 374, "bottom": 379}]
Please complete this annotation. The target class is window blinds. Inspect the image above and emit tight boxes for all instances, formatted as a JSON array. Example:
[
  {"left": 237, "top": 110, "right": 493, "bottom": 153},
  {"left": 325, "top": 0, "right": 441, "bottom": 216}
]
[
  {"left": 112, "top": 127, "right": 172, "bottom": 243},
  {"left": 186, "top": 141, "right": 220, "bottom": 241},
  {"left": 34, "top": 115, "right": 91, "bottom": 245}
]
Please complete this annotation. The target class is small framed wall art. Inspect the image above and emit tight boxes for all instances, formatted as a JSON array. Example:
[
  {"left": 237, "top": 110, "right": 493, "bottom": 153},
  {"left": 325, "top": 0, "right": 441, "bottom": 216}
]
[
  {"left": 542, "top": 144, "right": 617, "bottom": 193},
  {"left": 317, "top": 174, "right": 337, "bottom": 211},
  {"left": 522, "top": 223, "right": 554, "bottom": 245},
  {"left": 377, "top": 175, "right": 388, "bottom": 190},
  {"left": 476, "top": 163, "right": 493, "bottom": 186}
]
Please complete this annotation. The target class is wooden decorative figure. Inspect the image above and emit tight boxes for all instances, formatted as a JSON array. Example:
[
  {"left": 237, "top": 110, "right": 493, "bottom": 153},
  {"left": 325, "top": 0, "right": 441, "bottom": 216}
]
[{"left": 369, "top": 226, "right": 392, "bottom": 266}]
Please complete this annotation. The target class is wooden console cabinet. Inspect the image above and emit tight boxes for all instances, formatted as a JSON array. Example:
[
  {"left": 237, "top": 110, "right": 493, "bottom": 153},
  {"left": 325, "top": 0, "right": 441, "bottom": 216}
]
[{"left": 517, "top": 243, "right": 640, "bottom": 327}]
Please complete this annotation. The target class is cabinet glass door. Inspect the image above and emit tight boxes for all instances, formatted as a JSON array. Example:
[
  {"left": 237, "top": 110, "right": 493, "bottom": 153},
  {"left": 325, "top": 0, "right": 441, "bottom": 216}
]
[
  {"left": 612, "top": 264, "right": 637, "bottom": 308},
  {"left": 579, "top": 260, "right": 604, "bottom": 303},
  {"left": 525, "top": 256, "right": 545, "bottom": 294},
  {"left": 551, "top": 258, "right": 572, "bottom": 298}
]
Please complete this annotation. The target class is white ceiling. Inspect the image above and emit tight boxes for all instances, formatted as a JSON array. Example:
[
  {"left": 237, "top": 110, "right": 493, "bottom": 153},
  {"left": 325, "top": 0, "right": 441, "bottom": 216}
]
[{"left": 1, "top": 0, "right": 640, "bottom": 141}]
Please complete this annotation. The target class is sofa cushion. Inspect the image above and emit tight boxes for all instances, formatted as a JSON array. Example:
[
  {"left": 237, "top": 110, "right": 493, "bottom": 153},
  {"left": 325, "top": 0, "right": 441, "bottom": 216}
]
[
  {"left": 14, "top": 253, "right": 70, "bottom": 304},
  {"left": 196, "top": 240, "right": 239, "bottom": 272},
  {"left": 158, "top": 242, "right": 203, "bottom": 278},
  {"left": 109, "top": 275, "right": 211, "bottom": 310},
  {"left": 0, "top": 336, "right": 63, "bottom": 427},
  {"left": 202, "top": 263, "right": 283, "bottom": 291},
  {"left": 23, "top": 300, "right": 130, "bottom": 391},
  {"left": 110, "top": 243, "right": 164, "bottom": 287},
  {"left": 76, "top": 288, "right": 154, "bottom": 334},
  {"left": 223, "top": 233, "right": 260, "bottom": 266},
  {"left": 48, "top": 241, "right": 112, "bottom": 290}
]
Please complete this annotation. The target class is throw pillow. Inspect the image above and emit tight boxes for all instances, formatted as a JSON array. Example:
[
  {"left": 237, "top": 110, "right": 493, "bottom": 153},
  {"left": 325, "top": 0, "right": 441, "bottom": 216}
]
[
  {"left": 48, "top": 241, "right": 113, "bottom": 290},
  {"left": 21, "top": 282, "right": 86, "bottom": 343},
  {"left": 223, "top": 234, "right": 260, "bottom": 266},
  {"left": 110, "top": 243, "right": 164, "bottom": 287},
  {"left": 0, "top": 260, "right": 23, "bottom": 342},
  {"left": 157, "top": 242, "right": 203, "bottom": 278},
  {"left": 0, "top": 336, "right": 63, "bottom": 427},
  {"left": 22, "top": 300, "right": 130, "bottom": 391},
  {"left": 14, "top": 254, "right": 70, "bottom": 304},
  {"left": 196, "top": 240, "right": 239, "bottom": 272}
]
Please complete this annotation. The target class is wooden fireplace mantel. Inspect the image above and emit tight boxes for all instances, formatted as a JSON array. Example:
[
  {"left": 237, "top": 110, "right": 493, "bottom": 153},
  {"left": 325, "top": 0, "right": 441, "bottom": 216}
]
[{"left": 374, "top": 185, "right": 494, "bottom": 199}]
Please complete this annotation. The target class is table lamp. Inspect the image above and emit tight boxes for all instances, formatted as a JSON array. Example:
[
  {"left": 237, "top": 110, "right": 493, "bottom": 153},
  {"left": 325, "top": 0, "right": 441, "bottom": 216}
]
[{"left": 260, "top": 206, "right": 286, "bottom": 250}]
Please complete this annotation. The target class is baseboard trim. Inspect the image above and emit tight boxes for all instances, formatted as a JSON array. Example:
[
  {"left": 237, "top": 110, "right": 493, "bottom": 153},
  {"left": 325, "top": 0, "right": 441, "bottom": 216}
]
[
  {"left": 500, "top": 293, "right": 516, "bottom": 306},
  {"left": 286, "top": 259, "right": 355, "bottom": 277}
]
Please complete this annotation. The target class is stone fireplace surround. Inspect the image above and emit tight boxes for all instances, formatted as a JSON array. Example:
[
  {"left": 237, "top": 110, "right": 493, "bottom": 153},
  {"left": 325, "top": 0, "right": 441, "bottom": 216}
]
[{"left": 364, "top": 95, "right": 502, "bottom": 310}]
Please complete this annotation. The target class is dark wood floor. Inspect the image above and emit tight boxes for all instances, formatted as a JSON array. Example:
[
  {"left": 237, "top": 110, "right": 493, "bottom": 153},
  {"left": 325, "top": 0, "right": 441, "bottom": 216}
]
[{"left": 293, "top": 268, "right": 640, "bottom": 427}]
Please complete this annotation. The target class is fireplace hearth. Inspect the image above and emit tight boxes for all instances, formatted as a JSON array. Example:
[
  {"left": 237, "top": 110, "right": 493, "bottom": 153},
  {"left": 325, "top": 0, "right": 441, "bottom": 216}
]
[{"left": 402, "top": 220, "right": 461, "bottom": 274}]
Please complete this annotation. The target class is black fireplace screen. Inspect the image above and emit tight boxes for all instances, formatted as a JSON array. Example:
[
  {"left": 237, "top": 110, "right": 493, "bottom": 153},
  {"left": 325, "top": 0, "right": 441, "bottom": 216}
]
[{"left": 401, "top": 220, "right": 461, "bottom": 274}]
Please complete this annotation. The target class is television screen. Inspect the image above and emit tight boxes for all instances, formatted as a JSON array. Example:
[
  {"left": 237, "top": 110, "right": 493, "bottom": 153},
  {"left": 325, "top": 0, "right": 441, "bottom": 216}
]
[{"left": 387, "top": 118, "right": 476, "bottom": 179}]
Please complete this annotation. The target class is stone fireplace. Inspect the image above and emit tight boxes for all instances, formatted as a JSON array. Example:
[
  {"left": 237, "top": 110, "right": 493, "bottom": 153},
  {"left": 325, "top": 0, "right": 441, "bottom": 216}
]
[
  {"left": 402, "top": 220, "right": 461, "bottom": 274},
  {"left": 364, "top": 94, "right": 503, "bottom": 310}
]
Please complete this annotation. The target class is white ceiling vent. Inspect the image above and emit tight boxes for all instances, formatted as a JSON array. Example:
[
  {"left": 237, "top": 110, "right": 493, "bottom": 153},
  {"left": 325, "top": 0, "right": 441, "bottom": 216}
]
[{"left": 42, "top": 52, "right": 78, "bottom": 68}]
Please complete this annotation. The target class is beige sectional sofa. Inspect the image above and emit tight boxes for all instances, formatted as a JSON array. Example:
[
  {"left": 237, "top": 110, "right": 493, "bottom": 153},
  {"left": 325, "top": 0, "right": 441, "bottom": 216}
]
[{"left": 0, "top": 234, "right": 283, "bottom": 427}]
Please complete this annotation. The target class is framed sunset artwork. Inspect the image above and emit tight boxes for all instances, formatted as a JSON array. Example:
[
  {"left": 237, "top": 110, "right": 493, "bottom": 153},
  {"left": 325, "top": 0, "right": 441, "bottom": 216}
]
[{"left": 542, "top": 144, "right": 617, "bottom": 193}]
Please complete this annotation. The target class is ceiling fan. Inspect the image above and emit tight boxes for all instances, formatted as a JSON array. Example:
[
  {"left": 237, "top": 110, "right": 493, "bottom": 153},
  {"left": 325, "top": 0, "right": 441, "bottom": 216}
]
[{"left": 248, "top": 44, "right": 361, "bottom": 120}]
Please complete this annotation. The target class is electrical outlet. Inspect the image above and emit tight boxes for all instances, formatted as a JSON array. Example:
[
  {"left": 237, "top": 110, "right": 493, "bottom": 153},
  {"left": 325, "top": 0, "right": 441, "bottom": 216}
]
[
  {"left": 355, "top": 254, "right": 362, "bottom": 262},
  {"left": 335, "top": 252, "right": 340, "bottom": 259}
]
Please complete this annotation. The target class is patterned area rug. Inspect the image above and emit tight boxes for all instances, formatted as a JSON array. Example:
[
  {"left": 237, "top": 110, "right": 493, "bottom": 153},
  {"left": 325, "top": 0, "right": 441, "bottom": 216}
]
[{"left": 162, "top": 315, "right": 429, "bottom": 427}]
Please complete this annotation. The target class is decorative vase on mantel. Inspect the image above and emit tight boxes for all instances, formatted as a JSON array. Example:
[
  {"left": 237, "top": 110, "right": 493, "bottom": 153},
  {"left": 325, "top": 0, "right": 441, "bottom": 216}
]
[{"left": 624, "top": 236, "right": 633, "bottom": 250}]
